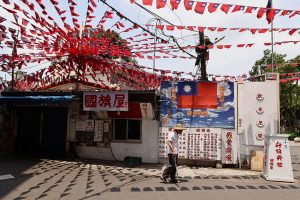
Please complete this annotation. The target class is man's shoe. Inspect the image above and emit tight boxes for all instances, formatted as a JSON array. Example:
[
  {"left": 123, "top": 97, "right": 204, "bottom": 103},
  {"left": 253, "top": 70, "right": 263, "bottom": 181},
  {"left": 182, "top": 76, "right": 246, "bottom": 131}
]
[
  {"left": 160, "top": 176, "right": 167, "bottom": 183},
  {"left": 170, "top": 179, "right": 180, "bottom": 183}
]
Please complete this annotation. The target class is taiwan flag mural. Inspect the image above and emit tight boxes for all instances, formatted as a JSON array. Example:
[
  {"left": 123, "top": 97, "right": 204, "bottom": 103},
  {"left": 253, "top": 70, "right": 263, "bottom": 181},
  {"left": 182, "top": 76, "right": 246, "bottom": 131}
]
[{"left": 160, "top": 81, "right": 235, "bottom": 128}]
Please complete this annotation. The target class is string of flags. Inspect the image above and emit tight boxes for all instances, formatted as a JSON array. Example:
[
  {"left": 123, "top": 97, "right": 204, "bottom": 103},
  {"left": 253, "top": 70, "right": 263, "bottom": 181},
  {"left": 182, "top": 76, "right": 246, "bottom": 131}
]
[
  {"left": 146, "top": 24, "right": 300, "bottom": 36},
  {"left": 131, "top": 0, "right": 300, "bottom": 23}
]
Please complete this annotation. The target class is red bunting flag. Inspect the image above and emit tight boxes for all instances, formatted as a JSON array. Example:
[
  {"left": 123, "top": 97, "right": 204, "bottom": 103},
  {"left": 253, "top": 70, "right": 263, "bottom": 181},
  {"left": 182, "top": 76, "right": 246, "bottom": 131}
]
[
  {"left": 289, "top": 10, "right": 300, "bottom": 18},
  {"left": 245, "top": 6, "right": 256, "bottom": 13},
  {"left": 194, "top": 2, "right": 207, "bottom": 14},
  {"left": 156, "top": 0, "right": 167, "bottom": 9},
  {"left": 22, "top": 19, "right": 29, "bottom": 26},
  {"left": 170, "top": 0, "right": 181, "bottom": 10},
  {"left": 90, "top": 0, "right": 97, "bottom": 7},
  {"left": 232, "top": 5, "right": 245, "bottom": 13},
  {"left": 281, "top": 10, "right": 292, "bottom": 16},
  {"left": 142, "top": 0, "right": 153, "bottom": 5},
  {"left": 267, "top": 9, "right": 280, "bottom": 24},
  {"left": 257, "top": 8, "right": 267, "bottom": 19},
  {"left": 208, "top": 3, "right": 219, "bottom": 13},
  {"left": 3, "top": 0, "right": 10, "bottom": 4},
  {"left": 220, "top": 4, "right": 231, "bottom": 14},
  {"left": 184, "top": 0, "right": 194, "bottom": 11},
  {"left": 266, "top": 0, "right": 273, "bottom": 23}
]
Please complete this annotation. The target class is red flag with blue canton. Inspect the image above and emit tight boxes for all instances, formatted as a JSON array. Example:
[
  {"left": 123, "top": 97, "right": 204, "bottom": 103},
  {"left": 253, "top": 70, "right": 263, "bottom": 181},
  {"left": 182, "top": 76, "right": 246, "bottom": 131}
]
[
  {"left": 257, "top": 7, "right": 267, "bottom": 19},
  {"left": 170, "top": 0, "right": 181, "bottom": 10},
  {"left": 220, "top": 4, "right": 232, "bottom": 14},
  {"left": 177, "top": 81, "right": 217, "bottom": 109},
  {"left": 156, "top": 0, "right": 167, "bottom": 9},
  {"left": 194, "top": 2, "right": 207, "bottom": 14},
  {"left": 142, "top": 0, "right": 153, "bottom": 5},
  {"left": 232, "top": 5, "right": 245, "bottom": 13},
  {"left": 184, "top": 0, "right": 194, "bottom": 11},
  {"left": 208, "top": 3, "right": 220, "bottom": 13},
  {"left": 266, "top": 0, "right": 275, "bottom": 23}
]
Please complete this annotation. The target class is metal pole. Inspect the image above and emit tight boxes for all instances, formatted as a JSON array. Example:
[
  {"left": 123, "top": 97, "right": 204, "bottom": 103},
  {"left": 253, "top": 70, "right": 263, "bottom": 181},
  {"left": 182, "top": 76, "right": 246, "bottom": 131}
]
[
  {"left": 271, "top": 0, "right": 274, "bottom": 72},
  {"left": 153, "top": 19, "right": 158, "bottom": 75}
]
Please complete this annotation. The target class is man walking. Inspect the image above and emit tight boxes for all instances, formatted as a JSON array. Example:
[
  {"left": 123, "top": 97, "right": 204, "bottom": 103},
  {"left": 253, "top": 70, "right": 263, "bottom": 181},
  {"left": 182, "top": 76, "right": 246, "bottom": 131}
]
[{"left": 160, "top": 124, "right": 185, "bottom": 183}]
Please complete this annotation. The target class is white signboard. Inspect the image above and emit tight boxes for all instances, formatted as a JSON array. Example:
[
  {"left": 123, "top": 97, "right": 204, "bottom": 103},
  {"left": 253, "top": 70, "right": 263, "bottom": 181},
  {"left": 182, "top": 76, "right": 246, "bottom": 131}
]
[
  {"left": 85, "top": 120, "right": 94, "bottom": 132},
  {"left": 221, "top": 129, "right": 238, "bottom": 164},
  {"left": 187, "top": 128, "right": 221, "bottom": 160},
  {"left": 262, "top": 134, "right": 294, "bottom": 182},
  {"left": 237, "top": 81, "right": 280, "bottom": 146},
  {"left": 159, "top": 127, "right": 221, "bottom": 161},
  {"left": 83, "top": 91, "right": 128, "bottom": 111},
  {"left": 140, "top": 103, "right": 154, "bottom": 120},
  {"left": 94, "top": 120, "right": 104, "bottom": 142},
  {"left": 76, "top": 120, "right": 86, "bottom": 131}
]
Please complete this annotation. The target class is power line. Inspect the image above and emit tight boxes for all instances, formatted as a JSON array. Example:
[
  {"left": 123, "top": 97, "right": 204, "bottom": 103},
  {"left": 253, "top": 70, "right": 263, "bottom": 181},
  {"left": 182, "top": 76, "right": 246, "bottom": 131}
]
[{"left": 98, "top": 0, "right": 196, "bottom": 58}]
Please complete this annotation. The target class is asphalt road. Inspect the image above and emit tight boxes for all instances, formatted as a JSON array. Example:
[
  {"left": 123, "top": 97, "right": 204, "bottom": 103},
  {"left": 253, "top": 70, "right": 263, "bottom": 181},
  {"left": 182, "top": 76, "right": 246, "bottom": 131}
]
[{"left": 0, "top": 146, "right": 299, "bottom": 200}]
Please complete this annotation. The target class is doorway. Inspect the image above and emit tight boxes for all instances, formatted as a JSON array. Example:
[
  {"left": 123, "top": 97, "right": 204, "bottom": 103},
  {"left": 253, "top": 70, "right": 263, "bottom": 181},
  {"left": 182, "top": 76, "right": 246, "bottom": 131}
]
[{"left": 15, "top": 107, "right": 68, "bottom": 158}]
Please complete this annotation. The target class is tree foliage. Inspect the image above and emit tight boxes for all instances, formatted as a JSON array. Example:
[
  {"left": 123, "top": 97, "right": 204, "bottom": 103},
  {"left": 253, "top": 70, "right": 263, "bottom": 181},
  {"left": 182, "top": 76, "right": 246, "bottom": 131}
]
[{"left": 250, "top": 50, "right": 300, "bottom": 134}]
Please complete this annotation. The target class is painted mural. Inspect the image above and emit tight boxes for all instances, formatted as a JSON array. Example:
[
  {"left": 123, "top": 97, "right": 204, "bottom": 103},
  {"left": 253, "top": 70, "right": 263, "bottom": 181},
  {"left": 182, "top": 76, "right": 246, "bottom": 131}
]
[{"left": 160, "top": 81, "right": 235, "bottom": 128}]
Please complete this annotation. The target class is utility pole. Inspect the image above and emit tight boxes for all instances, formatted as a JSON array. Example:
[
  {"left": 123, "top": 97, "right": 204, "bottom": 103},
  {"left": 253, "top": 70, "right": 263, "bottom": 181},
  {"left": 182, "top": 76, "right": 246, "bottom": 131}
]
[
  {"left": 199, "top": 31, "right": 207, "bottom": 81},
  {"left": 195, "top": 31, "right": 208, "bottom": 80}
]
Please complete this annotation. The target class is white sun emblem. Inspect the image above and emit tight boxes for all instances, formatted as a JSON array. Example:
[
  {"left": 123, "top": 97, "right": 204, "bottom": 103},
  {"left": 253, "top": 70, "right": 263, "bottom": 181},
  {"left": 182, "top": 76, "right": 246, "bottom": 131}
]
[{"left": 183, "top": 84, "right": 192, "bottom": 93}]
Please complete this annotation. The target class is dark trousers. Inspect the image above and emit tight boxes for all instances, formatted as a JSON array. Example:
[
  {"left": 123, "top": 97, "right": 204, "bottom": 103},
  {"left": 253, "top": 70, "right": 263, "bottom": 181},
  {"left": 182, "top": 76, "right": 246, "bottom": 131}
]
[{"left": 162, "top": 154, "right": 178, "bottom": 180}]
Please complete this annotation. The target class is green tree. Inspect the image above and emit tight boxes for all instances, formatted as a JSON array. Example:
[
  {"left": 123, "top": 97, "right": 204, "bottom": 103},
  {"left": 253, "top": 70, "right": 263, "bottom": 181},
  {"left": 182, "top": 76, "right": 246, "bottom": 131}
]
[
  {"left": 249, "top": 49, "right": 286, "bottom": 76},
  {"left": 250, "top": 50, "right": 300, "bottom": 134}
]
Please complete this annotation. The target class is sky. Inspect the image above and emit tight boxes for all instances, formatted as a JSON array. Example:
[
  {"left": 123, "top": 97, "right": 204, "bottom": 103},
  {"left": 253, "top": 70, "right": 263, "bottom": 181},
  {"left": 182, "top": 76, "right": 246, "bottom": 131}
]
[{"left": 1, "top": 0, "right": 300, "bottom": 80}]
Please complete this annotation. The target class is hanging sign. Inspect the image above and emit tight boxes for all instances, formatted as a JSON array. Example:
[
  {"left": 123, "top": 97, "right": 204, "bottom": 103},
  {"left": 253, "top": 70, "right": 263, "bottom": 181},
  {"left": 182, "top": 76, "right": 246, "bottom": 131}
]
[
  {"left": 140, "top": 103, "right": 154, "bottom": 119},
  {"left": 83, "top": 91, "right": 128, "bottom": 111}
]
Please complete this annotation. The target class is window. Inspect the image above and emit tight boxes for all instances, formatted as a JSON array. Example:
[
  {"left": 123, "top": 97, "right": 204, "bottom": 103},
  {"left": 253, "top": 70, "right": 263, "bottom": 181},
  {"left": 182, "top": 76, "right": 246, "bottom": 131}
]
[{"left": 114, "top": 119, "right": 141, "bottom": 141}]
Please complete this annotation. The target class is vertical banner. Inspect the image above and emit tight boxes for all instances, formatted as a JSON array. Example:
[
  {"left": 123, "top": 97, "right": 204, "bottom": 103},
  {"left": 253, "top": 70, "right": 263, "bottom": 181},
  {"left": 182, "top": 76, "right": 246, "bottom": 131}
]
[
  {"left": 222, "top": 129, "right": 238, "bottom": 164},
  {"left": 94, "top": 120, "right": 104, "bottom": 142},
  {"left": 140, "top": 103, "right": 154, "bottom": 119},
  {"left": 83, "top": 91, "right": 128, "bottom": 111}
]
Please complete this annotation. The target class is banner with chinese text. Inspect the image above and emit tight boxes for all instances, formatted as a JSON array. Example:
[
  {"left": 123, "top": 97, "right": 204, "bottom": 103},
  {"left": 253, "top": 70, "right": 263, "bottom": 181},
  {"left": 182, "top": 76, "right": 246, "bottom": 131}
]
[
  {"left": 221, "top": 129, "right": 238, "bottom": 164},
  {"left": 83, "top": 91, "right": 128, "bottom": 111},
  {"left": 159, "top": 127, "right": 221, "bottom": 160}
]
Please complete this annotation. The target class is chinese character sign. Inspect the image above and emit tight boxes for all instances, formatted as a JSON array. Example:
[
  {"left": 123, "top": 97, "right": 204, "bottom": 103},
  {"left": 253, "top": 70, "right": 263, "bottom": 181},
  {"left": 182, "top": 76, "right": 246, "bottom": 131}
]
[
  {"left": 83, "top": 92, "right": 128, "bottom": 111},
  {"left": 140, "top": 103, "right": 154, "bottom": 120},
  {"left": 262, "top": 135, "right": 294, "bottom": 182},
  {"left": 221, "top": 129, "right": 238, "bottom": 164},
  {"left": 159, "top": 127, "right": 221, "bottom": 161},
  {"left": 94, "top": 120, "right": 104, "bottom": 142}
]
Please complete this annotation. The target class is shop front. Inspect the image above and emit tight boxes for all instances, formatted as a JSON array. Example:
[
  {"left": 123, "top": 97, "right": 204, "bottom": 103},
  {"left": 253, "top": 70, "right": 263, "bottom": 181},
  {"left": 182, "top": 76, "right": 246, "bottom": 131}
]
[{"left": 72, "top": 90, "right": 160, "bottom": 163}]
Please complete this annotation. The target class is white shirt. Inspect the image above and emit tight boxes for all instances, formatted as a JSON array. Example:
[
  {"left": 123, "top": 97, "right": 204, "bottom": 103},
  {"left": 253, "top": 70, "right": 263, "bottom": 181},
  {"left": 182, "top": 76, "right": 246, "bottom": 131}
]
[{"left": 167, "top": 131, "right": 179, "bottom": 154}]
